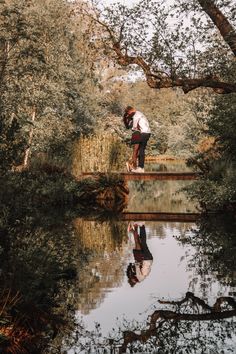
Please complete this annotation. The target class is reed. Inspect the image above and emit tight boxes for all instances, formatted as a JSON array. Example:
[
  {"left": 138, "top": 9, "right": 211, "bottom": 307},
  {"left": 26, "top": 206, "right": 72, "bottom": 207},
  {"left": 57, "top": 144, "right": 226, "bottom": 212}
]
[
  {"left": 71, "top": 133, "right": 129, "bottom": 177},
  {"left": 73, "top": 219, "right": 127, "bottom": 253}
]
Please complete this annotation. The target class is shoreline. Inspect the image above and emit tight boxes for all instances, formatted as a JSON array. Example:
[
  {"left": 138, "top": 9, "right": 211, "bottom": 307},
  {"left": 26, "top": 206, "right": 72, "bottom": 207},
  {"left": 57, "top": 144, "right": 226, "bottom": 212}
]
[{"left": 146, "top": 155, "right": 186, "bottom": 163}]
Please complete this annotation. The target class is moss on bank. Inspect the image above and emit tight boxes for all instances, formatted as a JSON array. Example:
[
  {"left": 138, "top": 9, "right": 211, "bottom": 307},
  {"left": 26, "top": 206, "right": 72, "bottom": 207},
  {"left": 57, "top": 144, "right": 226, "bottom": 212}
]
[{"left": 0, "top": 169, "right": 128, "bottom": 211}]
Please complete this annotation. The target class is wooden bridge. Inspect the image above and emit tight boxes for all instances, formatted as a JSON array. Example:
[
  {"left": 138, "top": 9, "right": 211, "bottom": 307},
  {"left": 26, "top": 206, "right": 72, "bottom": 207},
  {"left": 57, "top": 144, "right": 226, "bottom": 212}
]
[
  {"left": 82, "top": 171, "right": 199, "bottom": 181},
  {"left": 121, "top": 212, "right": 200, "bottom": 223},
  {"left": 84, "top": 212, "right": 200, "bottom": 223}
]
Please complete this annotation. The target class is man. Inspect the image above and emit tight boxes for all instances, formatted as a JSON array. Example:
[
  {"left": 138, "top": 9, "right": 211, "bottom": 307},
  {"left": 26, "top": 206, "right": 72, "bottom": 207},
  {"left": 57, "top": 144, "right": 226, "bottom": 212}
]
[
  {"left": 124, "top": 106, "right": 151, "bottom": 173},
  {"left": 126, "top": 222, "right": 153, "bottom": 287}
]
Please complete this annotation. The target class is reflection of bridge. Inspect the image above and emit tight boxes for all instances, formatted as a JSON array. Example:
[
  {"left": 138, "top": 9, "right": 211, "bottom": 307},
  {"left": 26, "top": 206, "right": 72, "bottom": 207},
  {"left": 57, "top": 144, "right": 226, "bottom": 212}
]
[
  {"left": 82, "top": 172, "right": 199, "bottom": 181},
  {"left": 122, "top": 212, "right": 200, "bottom": 223}
]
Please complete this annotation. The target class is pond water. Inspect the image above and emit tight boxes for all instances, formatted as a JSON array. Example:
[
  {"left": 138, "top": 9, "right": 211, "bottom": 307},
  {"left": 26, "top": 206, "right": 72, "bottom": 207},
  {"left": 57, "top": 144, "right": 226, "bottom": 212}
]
[
  {"left": 2, "top": 162, "right": 236, "bottom": 353},
  {"left": 69, "top": 218, "right": 236, "bottom": 353},
  {"left": 127, "top": 180, "right": 197, "bottom": 212},
  {"left": 144, "top": 160, "right": 192, "bottom": 172},
  {"left": 75, "top": 222, "right": 198, "bottom": 331}
]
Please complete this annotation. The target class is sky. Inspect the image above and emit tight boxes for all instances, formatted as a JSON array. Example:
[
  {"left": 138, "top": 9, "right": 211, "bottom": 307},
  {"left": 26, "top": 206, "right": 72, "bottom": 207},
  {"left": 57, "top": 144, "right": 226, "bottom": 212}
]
[
  {"left": 100, "top": 0, "right": 139, "bottom": 5},
  {"left": 99, "top": 0, "right": 175, "bottom": 6}
]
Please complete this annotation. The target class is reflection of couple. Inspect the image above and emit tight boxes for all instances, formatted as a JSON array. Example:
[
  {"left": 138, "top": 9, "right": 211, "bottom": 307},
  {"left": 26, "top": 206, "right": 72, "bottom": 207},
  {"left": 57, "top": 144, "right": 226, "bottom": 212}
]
[{"left": 127, "top": 223, "right": 153, "bottom": 287}]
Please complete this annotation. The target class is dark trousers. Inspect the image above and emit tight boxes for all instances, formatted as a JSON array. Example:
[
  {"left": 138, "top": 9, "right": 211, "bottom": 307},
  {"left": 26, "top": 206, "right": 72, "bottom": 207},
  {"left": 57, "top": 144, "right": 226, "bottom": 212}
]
[
  {"left": 138, "top": 133, "right": 151, "bottom": 168},
  {"left": 133, "top": 225, "right": 153, "bottom": 261}
]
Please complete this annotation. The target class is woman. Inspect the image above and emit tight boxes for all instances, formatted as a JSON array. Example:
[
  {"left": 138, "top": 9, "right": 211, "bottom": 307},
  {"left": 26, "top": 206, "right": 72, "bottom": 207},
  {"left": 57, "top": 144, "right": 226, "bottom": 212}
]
[{"left": 123, "top": 106, "right": 140, "bottom": 172}]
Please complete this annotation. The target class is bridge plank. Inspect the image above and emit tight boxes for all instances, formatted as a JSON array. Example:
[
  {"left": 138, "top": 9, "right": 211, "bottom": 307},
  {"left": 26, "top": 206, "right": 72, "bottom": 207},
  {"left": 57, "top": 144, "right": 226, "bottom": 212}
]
[
  {"left": 82, "top": 172, "right": 199, "bottom": 181},
  {"left": 122, "top": 212, "right": 200, "bottom": 222}
]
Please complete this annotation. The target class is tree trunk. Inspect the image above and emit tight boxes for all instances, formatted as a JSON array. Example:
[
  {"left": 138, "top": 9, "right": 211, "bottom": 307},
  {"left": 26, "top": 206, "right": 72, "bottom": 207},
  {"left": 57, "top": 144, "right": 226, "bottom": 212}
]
[
  {"left": 23, "top": 107, "right": 36, "bottom": 168},
  {"left": 197, "top": 0, "right": 236, "bottom": 56},
  {"left": 0, "top": 41, "right": 10, "bottom": 86}
]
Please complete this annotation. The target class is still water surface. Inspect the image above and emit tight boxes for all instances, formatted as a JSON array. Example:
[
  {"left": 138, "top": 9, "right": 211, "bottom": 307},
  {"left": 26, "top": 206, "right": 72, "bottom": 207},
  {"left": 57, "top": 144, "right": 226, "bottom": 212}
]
[{"left": 76, "top": 222, "right": 196, "bottom": 331}]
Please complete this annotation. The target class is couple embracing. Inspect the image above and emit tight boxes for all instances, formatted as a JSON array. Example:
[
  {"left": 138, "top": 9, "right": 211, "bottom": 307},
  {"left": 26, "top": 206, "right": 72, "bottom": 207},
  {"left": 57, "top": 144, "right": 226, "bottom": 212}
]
[{"left": 123, "top": 106, "right": 151, "bottom": 173}]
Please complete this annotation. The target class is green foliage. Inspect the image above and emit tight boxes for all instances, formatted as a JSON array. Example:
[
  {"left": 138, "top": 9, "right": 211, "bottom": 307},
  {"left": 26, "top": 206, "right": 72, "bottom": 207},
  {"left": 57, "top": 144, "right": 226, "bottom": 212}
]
[
  {"left": 209, "top": 92, "right": 236, "bottom": 160},
  {"left": 0, "top": 169, "right": 126, "bottom": 213},
  {"left": 187, "top": 166, "right": 236, "bottom": 210},
  {"left": 187, "top": 89, "right": 236, "bottom": 210},
  {"left": 0, "top": 206, "right": 78, "bottom": 353}
]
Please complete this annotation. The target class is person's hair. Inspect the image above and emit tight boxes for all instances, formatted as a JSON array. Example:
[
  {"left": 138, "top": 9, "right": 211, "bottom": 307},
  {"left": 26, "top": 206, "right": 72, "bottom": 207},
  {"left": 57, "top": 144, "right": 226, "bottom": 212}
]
[
  {"left": 123, "top": 106, "right": 136, "bottom": 129},
  {"left": 125, "top": 105, "right": 135, "bottom": 113},
  {"left": 126, "top": 263, "right": 139, "bottom": 287}
]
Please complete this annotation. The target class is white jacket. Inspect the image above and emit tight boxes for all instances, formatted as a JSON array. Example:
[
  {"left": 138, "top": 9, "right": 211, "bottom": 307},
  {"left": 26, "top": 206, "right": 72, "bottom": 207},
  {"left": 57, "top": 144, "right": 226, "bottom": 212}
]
[{"left": 132, "top": 111, "right": 151, "bottom": 134}]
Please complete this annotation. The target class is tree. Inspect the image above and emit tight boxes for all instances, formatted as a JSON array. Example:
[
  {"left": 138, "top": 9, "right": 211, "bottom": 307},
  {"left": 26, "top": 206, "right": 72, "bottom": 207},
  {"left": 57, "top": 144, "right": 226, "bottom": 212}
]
[
  {"left": 0, "top": 0, "right": 104, "bottom": 171},
  {"left": 85, "top": 0, "right": 236, "bottom": 94},
  {"left": 186, "top": 90, "right": 236, "bottom": 210},
  {"left": 118, "top": 292, "right": 236, "bottom": 353},
  {"left": 177, "top": 214, "right": 236, "bottom": 290}
]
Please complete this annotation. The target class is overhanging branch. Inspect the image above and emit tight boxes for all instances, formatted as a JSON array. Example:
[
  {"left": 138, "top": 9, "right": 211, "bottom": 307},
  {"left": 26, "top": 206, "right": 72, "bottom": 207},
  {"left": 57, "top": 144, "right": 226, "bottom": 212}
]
[
  {"left": 112, "top": 41, "right": 236, "bottom": 94},
  {"left": 80, "top": 3, "right": 236, "bottom": 94}
]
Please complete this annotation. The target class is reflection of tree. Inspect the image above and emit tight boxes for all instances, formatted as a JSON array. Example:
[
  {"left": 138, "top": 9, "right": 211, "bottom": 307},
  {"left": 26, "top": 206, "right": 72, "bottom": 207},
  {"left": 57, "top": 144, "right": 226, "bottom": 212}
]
[
  {"left": 0, "top": 212, "right": 78, "bottom": 353},
  {"left": 146, "top": 221, "right": 193, "bottom": 240},
  {"left": 65, "top": 292, "right": 236, "bottom": 354},
  {"left": 128, "top": 180, "right": 196, "bottom": 213},
  {"left": 119, "top": 292, "right": 236, "bottom": 353},
  {"left": 177, "top": 214, "right": 236, "bottom": 290},
  {"left": 73, "top": 219, "right": 127, "bottom": 254},
  {"left": 73, "top": 219, "right": 129, "bottom": 314},
  {"left": 146, "top": 161, "right": 192, "bottom": 173}
]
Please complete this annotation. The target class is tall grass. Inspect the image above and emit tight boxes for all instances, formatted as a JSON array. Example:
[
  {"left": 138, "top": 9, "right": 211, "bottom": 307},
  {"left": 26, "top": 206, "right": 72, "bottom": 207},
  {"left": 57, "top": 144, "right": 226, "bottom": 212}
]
[
  {"left": 71, "top": 133, "right": 129, "bottom": 176},
  {"left": 73, "top": 219, "right": 127, "bottom": 253}
]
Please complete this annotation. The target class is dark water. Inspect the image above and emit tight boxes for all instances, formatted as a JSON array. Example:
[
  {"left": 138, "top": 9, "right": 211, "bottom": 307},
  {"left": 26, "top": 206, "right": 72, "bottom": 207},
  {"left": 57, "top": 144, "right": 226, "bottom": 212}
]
[
  {"left": 1, "top": 162, "right": 236, "bottom": 353},
  {"left": 144, "top": 160, "right": 192, "bottom": 172}
]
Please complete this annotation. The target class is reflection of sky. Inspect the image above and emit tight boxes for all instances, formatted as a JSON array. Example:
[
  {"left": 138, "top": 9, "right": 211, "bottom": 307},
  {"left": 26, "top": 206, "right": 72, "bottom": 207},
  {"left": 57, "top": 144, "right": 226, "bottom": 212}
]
[{"left": 76, "top": 222, "right": 232, "bottom": 336}]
